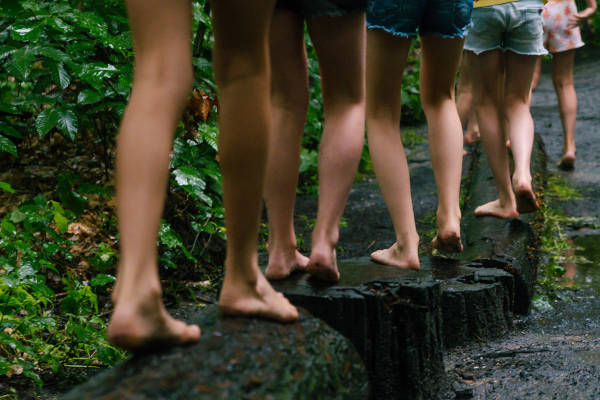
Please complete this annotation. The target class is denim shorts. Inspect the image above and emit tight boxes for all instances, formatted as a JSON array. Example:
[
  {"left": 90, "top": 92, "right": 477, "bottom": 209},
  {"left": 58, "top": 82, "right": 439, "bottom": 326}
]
[
  {"left": 464, "top": 0, "right": 548, "bottom": 55},
  {"left": 367, "top": 0, "right": 473, "bottom": 38},
  {"left": 277, "top": 0, "right": 367, "bottom": 17}
]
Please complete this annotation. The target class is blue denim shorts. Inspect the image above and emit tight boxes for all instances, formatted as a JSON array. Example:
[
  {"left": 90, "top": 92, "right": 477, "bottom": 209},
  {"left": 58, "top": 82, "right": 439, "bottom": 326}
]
[
  {"left": 277, "top": 0, "right": 367, "bottom": 17},
  {"left": 367, "top": 0, "right": 473, "bottom": 38},
  {"left": 464, "top": 0, "right": 548, "bottom": 55}
]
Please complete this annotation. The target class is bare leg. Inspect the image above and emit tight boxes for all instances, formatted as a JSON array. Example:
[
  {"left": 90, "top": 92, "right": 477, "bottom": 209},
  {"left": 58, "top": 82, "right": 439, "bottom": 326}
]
[
  {"left": 365, "top": 29, "right": 420, "bottom": 269},
  {"left": 472, "top": 50, "right": 519, "bottom": 218},
  {"left": 551, "top": 50, "right": 577, "bottom": 170},
  {"left": 108, "top": 0, "right": 201, "bottom": 350},
  {"left": 211, "top": 0, "right": 297, "bottom": 321},
  {"left": 420, "top": 36, "right": 464, "bottom": 252},
  {"left": 456, "top": 51, "right": 480, "bottom": 145},
  {"left": 305, "top": 14, "right": 366, "bottom": 282},
  {"left": 504, "top": 52, "right": 539, "bottom": 213},
  {"left": 263, "top": 10, "right": 309, "bottom": 280},
  {"left": 531, "top": 55, "right": 542, "bottom": 91}
]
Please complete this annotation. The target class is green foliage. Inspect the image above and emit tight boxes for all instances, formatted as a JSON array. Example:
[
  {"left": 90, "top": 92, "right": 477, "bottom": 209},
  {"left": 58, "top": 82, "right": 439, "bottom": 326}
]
[
  {"left": 0, "top": 0, "right": 133, "bottom": 156},
  {"left": 537, "top": 173, "right": 590, "bottom": 296},
  {"left": 0, "top": 195, "right": 125, "bottom": 386}
]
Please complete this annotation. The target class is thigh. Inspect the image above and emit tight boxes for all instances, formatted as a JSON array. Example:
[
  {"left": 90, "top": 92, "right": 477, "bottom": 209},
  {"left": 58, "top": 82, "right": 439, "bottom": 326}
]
[
  {"left": 270, "top": 9, "right": 308, "bottom": 104},
  {"left": 210, "top": 0, "right": 276, "bottom": 83},
  {"left": 551, "top": 49, "right": 575, "bottom": 85},
  {"left": 125, "top": 0, "right": 192, "bottom": 65},
  {"left": 366, "top": 29, "right": 411, "bottom": 119},
  {"left": 471, "top": 50, "right": 504, "bottom": 104},
  {"left": 307, "top": 13, "right": 366, "bottom": 105},
  {"left": 420, "top": 36, "right": 465, "bottom": 102},
  {"left": 504, "top": 52, "right": 538, "bottom": 103}
]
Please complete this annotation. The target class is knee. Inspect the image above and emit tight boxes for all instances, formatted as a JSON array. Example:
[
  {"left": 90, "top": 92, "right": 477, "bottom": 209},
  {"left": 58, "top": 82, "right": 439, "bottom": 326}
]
[
  {"left": 134, "top": 56, "right": 194, "bottom": 101},
  {"left": 552, "top": 75, "right": 573, "bottom": 93},
  {"left": 271, "top": 79, "right": 309, "bottom": 114},
  {"left": 213, "top": 46, "right": 269, "bottom": 88},
  {"left": 420, "top": 90, "right": 453, "bottom": 112}
]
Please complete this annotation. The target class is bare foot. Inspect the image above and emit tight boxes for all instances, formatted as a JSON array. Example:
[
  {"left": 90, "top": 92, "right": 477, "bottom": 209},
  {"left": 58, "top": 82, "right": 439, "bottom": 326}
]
[
  {"left": 306, "top": 242, "right": 340, "bottom": 283},
  {"left": 464, "top": 129, "right": 480, "bottom": 145},
  {"left": 431, "top": 231, "right": 463, "bottom": 253},
  {"left": 370, "top": 241, "right": 420, "bottom": 269},
  {"left": 265, "top": 247, "right": 309, "bottom": 280},
  {"left": 218, "top": 268, "right": 298, "bottom": 322},
  {"left": 108, "top": 287, "right": 201, "bottom": 352},
  {"left": 512, "top": 179, "right": 539, "bottom": 214},
  {"left": 557, "top": 152, "right": 575, "bottom": 170},
  {"left": 474, "top": 199, "right": 519, "bottom": 219}
]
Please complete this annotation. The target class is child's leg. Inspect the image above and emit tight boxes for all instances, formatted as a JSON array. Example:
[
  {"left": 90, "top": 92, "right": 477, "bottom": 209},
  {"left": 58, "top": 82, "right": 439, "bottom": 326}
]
[
  {"left": 211, "top": 0, "right": 297, "bottom": 321},
  {"left": 551, "top": 49, "right": 577, "bottom": 169},
  {"left": 504, "top": 52, "right": 539, "bottom": 213},
  {"left": 471, "top": 50, "right": 519, "bottom": 218},
  {"left": 305, "top": 13, "right": 366, "bottom": 282},
  {"left": 531, "top": 55, "right": 542, "bottom": 91},
  {"left": 263, "top": 10, "right": 310, "bottom": 280},
  {"left": 108, "top": 0, "right": 201, "bottom": 350},
  {"left": 456, "top": 51, "right": 480, "bottom": 144},
  {"left": 420, "top": 36, "right": 464, "bottom": 252},
  {"left": 365, "top": 29, "right": 420, "bottom": 269}
]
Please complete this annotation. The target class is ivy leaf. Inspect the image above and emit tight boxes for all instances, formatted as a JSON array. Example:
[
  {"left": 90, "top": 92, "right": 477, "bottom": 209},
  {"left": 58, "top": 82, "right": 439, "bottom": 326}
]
[
  {"left": 77, "top": 89, "right": 104, "bottom": 105},
  {"left": 56, "top": 108, "right": 78, "bottom": 140},
  {"left": 35, "top": 108, "right": 60, "bottom": 137},
  {"left": 0, "top": 135, "right": 17, "bottom": 156},
  {"left": 0, "top": 121, "right": 23, "bottom": 138}
]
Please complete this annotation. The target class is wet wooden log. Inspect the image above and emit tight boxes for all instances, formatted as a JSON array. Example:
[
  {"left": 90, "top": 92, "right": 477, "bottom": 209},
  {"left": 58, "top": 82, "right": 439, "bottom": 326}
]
[
  {"left": 62, "top": 306, "right": 368, "bottom": 400},
  {"left": 272, "top": 261, "right": 445, "bottom": 400},
  {"left": 458, "top": 134, "right": 546, "bottom": 314}
]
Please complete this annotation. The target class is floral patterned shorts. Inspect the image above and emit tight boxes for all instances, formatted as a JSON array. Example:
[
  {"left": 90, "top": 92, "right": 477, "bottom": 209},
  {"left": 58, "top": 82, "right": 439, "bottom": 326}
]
[{"left": 542, "top": 0, "right": 585, "bottom": 53}]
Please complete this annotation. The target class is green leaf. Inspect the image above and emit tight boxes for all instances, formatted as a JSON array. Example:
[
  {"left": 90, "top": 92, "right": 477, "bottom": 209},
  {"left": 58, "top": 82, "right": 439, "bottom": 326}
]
[
  {"left": 35, "top": 108, "right": 59, "bottom": 137},
  {"left": 36, "top": 47, "right": 71, "bottom": 63},
  {"left": 77, "top": 89, "right": 104, "bottom": 105},
  {"left": 0, "top": 45, "right": 17, "bottom": 61},
  {"left": 89, "top": 274, "right": 115, "bottom": 288},
  {"left": 11, "top": 24, "right": 43, "bottom": 42},
  {"left": 50, "top": 62, "right": 70, "bottom": 89},
  {"left": 0, "top": 136, "right": 17, "bottom": 156},
  {"left": 0, "top": 182, "right": 15, "bottom": 193},
  {"left": 0, "top": 121, "right": 23, "bottom": 139},
  {"left": 56, "top": 108, "right": 78, "bottom": 140},
  {"left": 10, "top": 209, "right": 25, "bottom": 223},
  {"left": 48, "top": 17, "right": 71, "bottom": 33},
  {"left": 7, "top": 47, "right": 35, "bottom": 80}
]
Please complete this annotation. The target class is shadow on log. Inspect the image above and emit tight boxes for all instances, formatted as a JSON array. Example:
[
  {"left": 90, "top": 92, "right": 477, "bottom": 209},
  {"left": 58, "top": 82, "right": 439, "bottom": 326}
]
[{"left": 62, "top": 306, "right": 368, "bottom": 400}]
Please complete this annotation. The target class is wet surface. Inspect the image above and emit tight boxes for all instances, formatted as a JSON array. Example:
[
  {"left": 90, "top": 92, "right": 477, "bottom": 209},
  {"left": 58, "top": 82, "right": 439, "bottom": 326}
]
[
  {"left": 443, "top": 46, "right": 600, "bottom": 399},
  {"left": 571, "top": 235, "right": 600, "bottom": 292}
]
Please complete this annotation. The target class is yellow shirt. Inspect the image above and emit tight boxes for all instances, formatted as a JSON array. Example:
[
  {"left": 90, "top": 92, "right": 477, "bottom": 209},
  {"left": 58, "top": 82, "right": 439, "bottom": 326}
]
[{"left": 474, "top": 0, "right": 517, "bottom": 8}]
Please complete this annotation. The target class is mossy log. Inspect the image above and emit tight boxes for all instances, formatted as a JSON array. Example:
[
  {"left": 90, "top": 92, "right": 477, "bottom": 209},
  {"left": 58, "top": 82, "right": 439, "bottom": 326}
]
[{"left": 62, "top": 306, "right": 368, "bottom": 400}]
